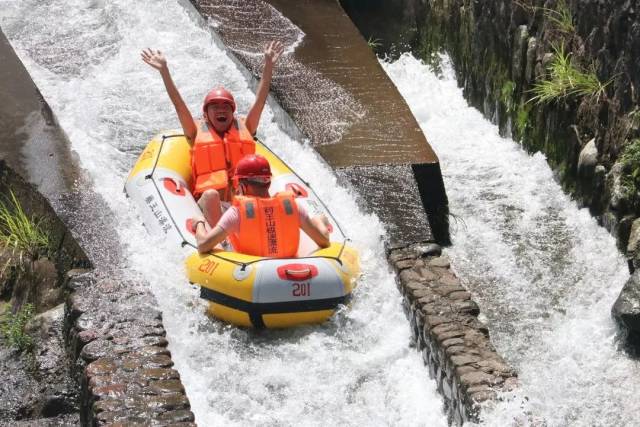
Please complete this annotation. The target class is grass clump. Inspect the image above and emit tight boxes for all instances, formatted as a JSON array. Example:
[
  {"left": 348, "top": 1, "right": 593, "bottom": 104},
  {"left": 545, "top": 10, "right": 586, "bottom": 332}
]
[
  {"left": 515, "top": 0, "right": 574, "bottom": 33},
  {"left": 1, "top": 303, "right": 34, "bottom": 352},
  {"left": 367, "top": 36, "right": 382, "bottom": 50},
  {"left": 627, "top": 108, "right": 640, "bottom": 134},
  {"left": 544, "top": 0, "right": 575, "bottom": 33},
  {"left": 0, "top": 191, "right": 49, "bottom": 261},
  {"left": 528, "top": 43, "right": 611, "bottom": 105}
]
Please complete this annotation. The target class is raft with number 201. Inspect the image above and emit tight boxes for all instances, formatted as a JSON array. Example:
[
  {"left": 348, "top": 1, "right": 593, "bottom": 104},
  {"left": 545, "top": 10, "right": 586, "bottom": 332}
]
[{"left": 125, "top": 130, "right": 360, "bottom": 328}]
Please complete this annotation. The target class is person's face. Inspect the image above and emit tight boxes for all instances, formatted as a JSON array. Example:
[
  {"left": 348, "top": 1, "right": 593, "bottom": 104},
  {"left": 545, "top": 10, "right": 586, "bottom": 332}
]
[{"left": 206, "top": 102, "right": 234, "bottom": 133}]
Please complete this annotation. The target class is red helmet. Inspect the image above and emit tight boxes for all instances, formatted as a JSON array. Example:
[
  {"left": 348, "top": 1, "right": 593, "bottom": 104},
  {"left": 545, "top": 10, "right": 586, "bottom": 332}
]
[
  {"left": 234, "top": 154, "right": 272, "bottom": 184},
  {"left": 202, "top": 87, "right": 236, "bottom": 113}
]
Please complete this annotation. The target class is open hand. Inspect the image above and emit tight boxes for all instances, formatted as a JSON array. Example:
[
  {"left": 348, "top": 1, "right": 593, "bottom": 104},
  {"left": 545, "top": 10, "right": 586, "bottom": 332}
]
[
  {"left": 141, "top": 48, "right": 167, "bottom": 71},
  {"left": 264, "top": 41, "right": 285, "bottom": 64}
]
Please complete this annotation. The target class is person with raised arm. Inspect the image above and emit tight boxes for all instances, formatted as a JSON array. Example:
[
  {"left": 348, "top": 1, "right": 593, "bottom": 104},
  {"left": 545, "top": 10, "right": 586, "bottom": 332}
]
[{"left": 141, "top": 41, "right": 285, "bottom": 226}]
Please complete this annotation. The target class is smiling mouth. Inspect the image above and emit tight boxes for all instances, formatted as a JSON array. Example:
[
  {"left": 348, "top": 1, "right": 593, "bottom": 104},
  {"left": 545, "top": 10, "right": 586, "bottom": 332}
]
[{"left": 215, "top": 115, "right": 227, "bottom": 122}]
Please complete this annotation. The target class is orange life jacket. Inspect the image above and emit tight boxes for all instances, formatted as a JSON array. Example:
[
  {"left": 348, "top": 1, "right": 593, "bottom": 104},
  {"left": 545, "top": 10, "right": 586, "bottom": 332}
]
[
  {"left": 229, "top": 192, "right": 300, "bottom": 258},
  {"left": 190, "top": 118, "right": 255, "bottom": 200}
]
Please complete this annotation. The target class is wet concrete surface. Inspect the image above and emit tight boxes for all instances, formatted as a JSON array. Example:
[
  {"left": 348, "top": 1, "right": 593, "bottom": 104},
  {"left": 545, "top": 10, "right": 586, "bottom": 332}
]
[
  {"left": 189, "top": 0, "right": 450, "bottom": 245},
  {"left": 0, "top": 29, "right": 77, "bottom": 195},
  {"left": 0, "top": 28, "right": 196, "bottom": 425},
  {"left": 336, "top": 164, "right": 431, "bottom": 245},
  {"left": 265, "top": 0, "right": 437, "bottom": 167},
  {"left": 0, "top": 27, "right": 122, "bottom": 269}
]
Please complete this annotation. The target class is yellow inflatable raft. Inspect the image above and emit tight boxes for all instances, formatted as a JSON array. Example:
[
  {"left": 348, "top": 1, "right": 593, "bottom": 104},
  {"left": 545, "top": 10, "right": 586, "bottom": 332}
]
[{"left": 125, "top": 131, "right": 359, "bottom": 328}]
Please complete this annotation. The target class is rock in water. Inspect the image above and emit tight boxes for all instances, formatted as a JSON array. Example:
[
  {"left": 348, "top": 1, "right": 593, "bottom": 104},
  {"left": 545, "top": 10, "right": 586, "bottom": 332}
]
[{"left": 612, "top": 273, "right": 640, "bottom": 337}]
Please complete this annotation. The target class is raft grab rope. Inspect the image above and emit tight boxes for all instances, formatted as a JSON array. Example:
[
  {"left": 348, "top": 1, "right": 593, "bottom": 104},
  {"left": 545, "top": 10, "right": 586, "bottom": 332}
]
[{"left": 145, "top": 133, "right": 350, "bottom": 268}]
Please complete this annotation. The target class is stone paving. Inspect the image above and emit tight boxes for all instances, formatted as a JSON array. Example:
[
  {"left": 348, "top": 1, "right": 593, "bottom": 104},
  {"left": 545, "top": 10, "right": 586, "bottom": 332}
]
[
  {"left": 64, "top": 269, "right": 195, "bottom": 426},
  {"left": 389, "top": 242, "right": 518, "bottom": 425}
]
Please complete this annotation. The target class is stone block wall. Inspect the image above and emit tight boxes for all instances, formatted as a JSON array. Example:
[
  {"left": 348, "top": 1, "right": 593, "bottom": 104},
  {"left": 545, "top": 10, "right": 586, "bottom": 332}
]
[
  {"left": 65, "top": 270, "right": 195, "bottom": 426},
  {"left": 416, "top": 0, "right": 640, "bottom": 252},
  {"left": 389, "top": 243, "right": 517, "bottom": 425}
]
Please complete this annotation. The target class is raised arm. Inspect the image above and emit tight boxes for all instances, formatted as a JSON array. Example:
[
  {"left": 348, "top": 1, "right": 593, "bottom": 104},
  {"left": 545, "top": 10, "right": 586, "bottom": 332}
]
[
  {"left": 141, "top": 48, "right": 197, "bottom": 141},
  {"left": 244, "top": 41, "right": 285, "bottom": 135}
]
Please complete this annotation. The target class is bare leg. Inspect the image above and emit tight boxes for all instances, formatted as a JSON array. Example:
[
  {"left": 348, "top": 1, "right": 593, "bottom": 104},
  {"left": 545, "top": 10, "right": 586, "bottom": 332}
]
[{"left": 197, "top": 189, "right": 222, "bottom": 229}]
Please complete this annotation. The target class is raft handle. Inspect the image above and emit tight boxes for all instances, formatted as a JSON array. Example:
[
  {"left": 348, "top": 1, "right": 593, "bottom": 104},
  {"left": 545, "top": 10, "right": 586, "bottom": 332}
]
[{"left": 285, "top": 268, "right": 312, "bottom": 280}]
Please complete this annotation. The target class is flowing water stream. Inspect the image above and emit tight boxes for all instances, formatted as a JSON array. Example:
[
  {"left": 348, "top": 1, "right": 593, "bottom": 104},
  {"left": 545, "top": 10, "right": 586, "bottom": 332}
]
[
  {"left": 2, "top": 0, "right": 637, "bottom": 425},
  {"left": 0, "top": 0, "right": 447, "bottom": 425},
  {"left": 382, "top": 54, "right": 639, "bottom": 426}
]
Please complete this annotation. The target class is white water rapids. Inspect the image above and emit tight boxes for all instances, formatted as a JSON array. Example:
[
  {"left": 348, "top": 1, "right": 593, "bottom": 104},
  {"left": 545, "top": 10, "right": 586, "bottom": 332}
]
[
  {"left": 0, "top": 0, "right": 447, "bottom": 425},
  {"left": 2, "top": 0, "right": 637, "bottom": 425},
  {"left": 382, "top": 55, "right": 639, "bottom": 426}
]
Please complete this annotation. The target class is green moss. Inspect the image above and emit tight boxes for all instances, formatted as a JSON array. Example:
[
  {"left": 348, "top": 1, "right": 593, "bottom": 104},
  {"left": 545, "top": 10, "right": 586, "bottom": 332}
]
[
  {"left": 619, "top": 139, "right": 640, "bottom": 201},
  {"left": 515, "top": 104, "right": 530, "bottom": 140},
  {"left": 415, "top": 20, "right": 447, "bottom": 74},
  {"left": 501, "top": 80, "right": 516, "bottom": 113},
  {"left": 0, "top": 301, "right": 9, "bottom": 317},
  {"left": 559, "top": 160, "right": 577, "bottom": 194}
]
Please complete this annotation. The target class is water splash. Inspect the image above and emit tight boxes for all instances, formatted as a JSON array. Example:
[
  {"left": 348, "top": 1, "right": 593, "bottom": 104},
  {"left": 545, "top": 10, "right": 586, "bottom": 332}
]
[
  {"left": 382, "top": 53, "right": 638, "bottom": 426},
  {"left": 0, "top": 1, "right": 447, "bottom": 425}
]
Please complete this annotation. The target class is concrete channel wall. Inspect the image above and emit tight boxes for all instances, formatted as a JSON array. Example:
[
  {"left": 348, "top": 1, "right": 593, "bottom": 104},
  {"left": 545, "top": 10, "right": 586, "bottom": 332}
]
[{"left": 0, "top": 28, "right": 195, "bottom": 425}]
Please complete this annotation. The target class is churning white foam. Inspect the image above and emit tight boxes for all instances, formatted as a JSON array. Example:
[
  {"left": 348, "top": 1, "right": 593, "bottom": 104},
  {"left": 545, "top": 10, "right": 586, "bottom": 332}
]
[
  {"left": 383, "top": 53, "right": 638, "bottom": 426},
  {"left": 0, "top": 1, "right": 447, "bottom": 425}
]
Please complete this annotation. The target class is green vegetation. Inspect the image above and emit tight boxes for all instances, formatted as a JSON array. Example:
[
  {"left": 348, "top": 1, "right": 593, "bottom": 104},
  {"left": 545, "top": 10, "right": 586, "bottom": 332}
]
[
  {"left": 515, "top": 104, "right": 530, "bottom": 139},
  {"left": 501, "top": 80, "right": 516, "bottom": 113},
  {"left": 1, "top": 303, "right": 34, "bottom": 352},
  {"left": 620, "top": 139, "right": 640, "bottom": 199},
  {"left": 414, "top": 21, "right": 447, "bottom": 76},
  {"left": 515, "top": 0, "right": 575, "bottom": 33},
  {"left": 528, "top": 43, "right": 611, "bottom": 105},
  {"left": 544, "top": 0, "right": 575, "bottom": 34},
  {"left": 366, "top": 36, "right": 382, "bottom": 50},
  {"left": 628, "top": 108, "right": 640, "bottom": 133},
  {"left": 0, "top": 191, "right": 49, "bottom": 261},
  {"left": 621, "top": 139, "right": 640, "bottom": 166}
]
